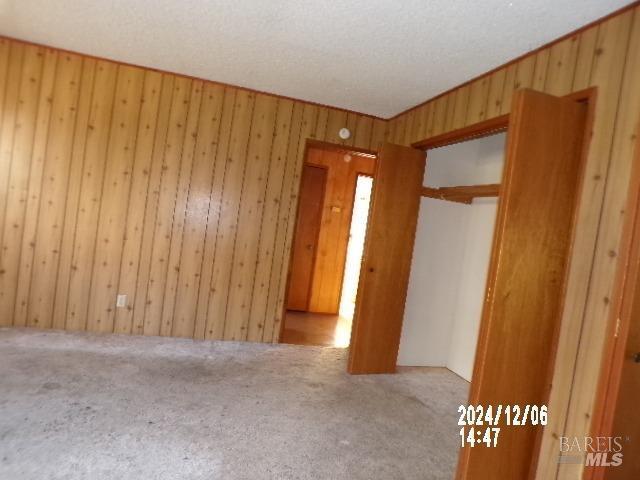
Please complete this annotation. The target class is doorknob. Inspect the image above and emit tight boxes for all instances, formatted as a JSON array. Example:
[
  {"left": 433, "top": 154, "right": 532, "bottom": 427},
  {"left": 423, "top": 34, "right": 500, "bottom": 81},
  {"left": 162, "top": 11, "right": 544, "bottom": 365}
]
[{"left": 633, "top": 352, "right": 640, "bottom": 363}]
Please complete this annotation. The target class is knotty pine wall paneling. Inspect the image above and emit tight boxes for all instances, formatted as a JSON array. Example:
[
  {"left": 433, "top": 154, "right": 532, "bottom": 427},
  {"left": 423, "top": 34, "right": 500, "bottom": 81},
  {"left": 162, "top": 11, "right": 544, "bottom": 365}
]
[
  {"left": 0, "top": 37, "right": 388, "bottom": 344},
  {"left": 387, "top": 6, "right": 640, "bottom": 478}
]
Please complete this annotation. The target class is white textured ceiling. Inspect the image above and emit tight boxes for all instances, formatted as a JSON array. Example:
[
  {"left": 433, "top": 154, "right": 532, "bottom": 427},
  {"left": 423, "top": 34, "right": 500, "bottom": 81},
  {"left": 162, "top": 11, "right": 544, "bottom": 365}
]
[{"left": 0, "top": 0, "right": 632, "bottom": 117}]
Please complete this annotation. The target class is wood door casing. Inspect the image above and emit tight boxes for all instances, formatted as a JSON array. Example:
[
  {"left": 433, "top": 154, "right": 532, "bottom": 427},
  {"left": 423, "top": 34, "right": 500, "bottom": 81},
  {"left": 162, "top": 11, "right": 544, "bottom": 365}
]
[
  {"left": 606, "top": 270, "right": 640, "bottom": 478},
  {"left": 459, "top": 90, "right": 588, "bottom": 479},
  {"left": 348, "top": 142, "right": 426, "bottom": 374},
  {"left": 591, "top": 125, "right": 640, "bottom": 480},
  {"left": 286, "top": 164, "right": 326, "bottom": 311}
]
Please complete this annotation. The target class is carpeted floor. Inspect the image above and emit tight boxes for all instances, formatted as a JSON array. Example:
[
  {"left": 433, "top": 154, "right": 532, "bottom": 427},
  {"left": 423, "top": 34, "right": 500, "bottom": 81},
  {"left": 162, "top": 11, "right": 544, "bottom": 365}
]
[{"left": 0, "top": 328, "right": 468, "bottom": 480}]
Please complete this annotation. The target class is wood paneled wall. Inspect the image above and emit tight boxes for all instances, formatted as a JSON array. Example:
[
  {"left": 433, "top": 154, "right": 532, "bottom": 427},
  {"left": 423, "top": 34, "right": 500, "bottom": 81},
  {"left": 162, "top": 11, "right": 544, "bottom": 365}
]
[
  {"left": 388, "top": 6, "right": 640, "bottom": 479},
  {"left": 305, "top": 147, "right": 375, "bottom": 314},
  {"left": 0, "top": 37, "right": 387, "bottom": 343}
]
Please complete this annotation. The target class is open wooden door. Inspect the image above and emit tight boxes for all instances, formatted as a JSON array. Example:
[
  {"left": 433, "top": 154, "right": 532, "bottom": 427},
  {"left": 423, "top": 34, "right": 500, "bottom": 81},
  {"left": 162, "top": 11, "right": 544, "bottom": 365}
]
[
  {"left": 458, "top": 89, "right": 588, "bottom": 479},
  {"left": 287, "top": 164, "right": 327, "bottom": 311},
  {"left": 348, "top": 143, "right": 425, "bottom": 374}
]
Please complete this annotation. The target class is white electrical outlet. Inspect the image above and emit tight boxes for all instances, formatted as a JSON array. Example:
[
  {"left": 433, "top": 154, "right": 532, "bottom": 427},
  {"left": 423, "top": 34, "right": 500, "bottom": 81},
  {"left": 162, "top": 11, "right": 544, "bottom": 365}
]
[{"left": 116, "top": 294, "right": 127, "bottom": 308}]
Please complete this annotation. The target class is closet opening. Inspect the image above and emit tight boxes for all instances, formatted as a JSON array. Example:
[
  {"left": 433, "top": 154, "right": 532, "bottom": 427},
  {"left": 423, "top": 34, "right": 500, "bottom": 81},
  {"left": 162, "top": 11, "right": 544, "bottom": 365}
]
[
  {"left": 280, "top": 144, "right": 375, "bottom": 348},
  {"left": 397, "top": 132, "right": 506, "bottom": 383}
]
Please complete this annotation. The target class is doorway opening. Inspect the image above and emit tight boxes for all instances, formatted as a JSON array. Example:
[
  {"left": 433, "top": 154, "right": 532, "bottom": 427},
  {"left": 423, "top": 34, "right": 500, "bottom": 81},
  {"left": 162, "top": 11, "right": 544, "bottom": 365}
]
[
  {"left": 281, "top": 144, "right": 375, "bottom": 348},
  {"left": 397, "top": 132, "right": 506, "bottom": 382}
]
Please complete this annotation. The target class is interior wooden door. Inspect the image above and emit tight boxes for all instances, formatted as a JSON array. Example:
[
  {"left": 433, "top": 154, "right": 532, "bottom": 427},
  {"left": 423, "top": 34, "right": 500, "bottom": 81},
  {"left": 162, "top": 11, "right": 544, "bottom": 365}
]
[
  {"left": 459, "top": 89, "right": 588, "bottom": 479},
  {"left": 348, "top": 142, "right": 425, "bottom": 374},
  {"left": 286, "top": 164, "right": 327, "bottom": 311}
]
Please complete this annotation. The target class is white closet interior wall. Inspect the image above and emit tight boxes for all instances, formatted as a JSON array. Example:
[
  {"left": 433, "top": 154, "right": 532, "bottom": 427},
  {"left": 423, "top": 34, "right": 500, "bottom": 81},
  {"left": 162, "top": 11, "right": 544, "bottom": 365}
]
[{"left": 397, "top": 133, "right": 506, "bottom": 381}]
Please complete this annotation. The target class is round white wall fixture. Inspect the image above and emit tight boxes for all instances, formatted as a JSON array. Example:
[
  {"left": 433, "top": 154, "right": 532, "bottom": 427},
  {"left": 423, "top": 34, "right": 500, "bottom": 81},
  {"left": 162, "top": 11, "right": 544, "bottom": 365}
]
[{"left": 338, "top": 127, "right": 351, "bottom": 140}]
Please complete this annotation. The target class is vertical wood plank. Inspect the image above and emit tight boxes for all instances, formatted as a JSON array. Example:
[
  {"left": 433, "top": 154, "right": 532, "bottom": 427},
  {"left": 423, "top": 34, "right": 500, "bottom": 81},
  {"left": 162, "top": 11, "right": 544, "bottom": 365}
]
[
  {"left": 392, "top": 113, "right": 406, "bottom": 144},
  {"left": 544, "top": 35, "right": 580, "bottom": 96},
  {"left": 170, "top": 83, "right": 225, "bottom": 338},
  {"left": 246, "top": 99, "right": 295, "bottom": 341},
  {"left": 385, "top": 119, "right": 397, "bottom": 146},
  {"left": 85, "top": 66, "right": 145, "bottom": 333},
  {"left": 224, "top": 95, "right": 278, "bottom": 340},
  {"left": 485, "top": 69, "right": 506, "bottom": 119},
  {"left": 112, "top": 71, "right": 163, "bottom": 334},
  {"left": 158, "top": 80, "right": 204, "bottom": 337},
  {"left": 430, "top": 95, "right": 449, "bottom": 136},
  {"left": 465, "top": 76, "right": 490, "bottom": 124},
  {"left": 500, "top": 63, "right": 519, "bottom": 114},
  {"left": 142, "top": 76, "right": 193, "bottom": 336},
  {"left": 0, "top": 45, "right": 43, "bottom": 324},
  {"left": 193, "top": 88, "right": 237, "bottom": 340},
  {"left": 204, "top": 89, "right": 255, "bottom": 340},
  {"left": 401, "top": 109, "right": 415, "bottom": 146},
  {"left": 50, "top": 58, "right": 96, "bottom": 330},
  {"left": 452, "top": 85, "right": 470, "bottom": 129},
  {"left": 353, "top": 115, "right": 373, "bottom": 151},
  {"left": 443, "top": 91, "right": 458, "bottom": 132},
  {"left": 27, "top": 53, "right": 82, "bottom": 328},
  {"left": 514, "top": 55, "right": 536, "bottom": 90},
  {"left": 263, "top": 103, "right": 314, "bottom": 342},
  {"left": 12, "top": 48, "right": 57, "bottom": 327},
  {"left": 410, "top": 104, "right": 430, "bottom": 144},
  {"left": 572, "top": 26, "right": 599, "bottom": 91},
  {"left": 130, "top": 74, "right": 175, "bottom": 335},
  {"left": 313, "top": 107, "right": 328, "bottom": 141},
  {"left": 531, "top": 49, "right": 551, "bottom": 90},
  {"left": 0, "top": 43, "right": 25, "bottom": 256},
  {"left": 370, "top": 118, "right": 388, "bottom": 150},
  {"left": 424, "top": 101, "right": 437, "bottom": 139},
  {"left": 64, "top": 61, "right": 118, "bottom": 331}
]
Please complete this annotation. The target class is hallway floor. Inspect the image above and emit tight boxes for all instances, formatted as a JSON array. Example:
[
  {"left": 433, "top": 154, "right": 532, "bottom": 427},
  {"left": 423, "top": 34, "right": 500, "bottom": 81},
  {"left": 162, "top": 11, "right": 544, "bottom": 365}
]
[
  {"left": 0, "top": 328, "right": 468, "bottom": 480},
  {"left": 281, "top": 310, "right": 353, "bottom": 347}
]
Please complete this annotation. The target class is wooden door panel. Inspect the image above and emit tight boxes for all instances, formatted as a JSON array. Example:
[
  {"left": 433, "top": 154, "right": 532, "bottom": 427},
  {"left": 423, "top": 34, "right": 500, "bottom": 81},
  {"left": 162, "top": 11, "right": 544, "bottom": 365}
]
[
  {"left": 348, "top": 143, "right": 425, "bottom": 374},
  {"left": 460, "top": 90, "right": 588, "bottom": 479},
  {"left": 286, "top": 164, "right": 326, "bottom": 311}
]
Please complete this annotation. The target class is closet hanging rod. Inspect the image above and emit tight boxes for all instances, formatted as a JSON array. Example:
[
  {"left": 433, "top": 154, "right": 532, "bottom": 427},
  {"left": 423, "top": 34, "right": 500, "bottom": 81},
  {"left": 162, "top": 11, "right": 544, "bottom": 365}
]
[{"left": 421, "top": 184, "right": 500, "bottom": 204}]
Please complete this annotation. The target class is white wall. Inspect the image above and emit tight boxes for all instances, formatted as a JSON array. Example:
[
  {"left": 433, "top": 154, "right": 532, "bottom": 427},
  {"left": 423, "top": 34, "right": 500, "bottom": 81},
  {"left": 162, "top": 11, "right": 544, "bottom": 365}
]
[
  {"left": 397, "top": 133, "right": 505, "bottom": 381},
  {"left": 445, "top": 198, "right": 498, "bottom": 380}
]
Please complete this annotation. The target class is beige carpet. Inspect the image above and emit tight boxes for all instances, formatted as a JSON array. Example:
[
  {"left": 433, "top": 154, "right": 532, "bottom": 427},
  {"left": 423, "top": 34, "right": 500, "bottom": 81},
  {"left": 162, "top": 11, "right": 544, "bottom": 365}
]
[{"left": 0, "top": 328, "right": 468, "bottom": 479}]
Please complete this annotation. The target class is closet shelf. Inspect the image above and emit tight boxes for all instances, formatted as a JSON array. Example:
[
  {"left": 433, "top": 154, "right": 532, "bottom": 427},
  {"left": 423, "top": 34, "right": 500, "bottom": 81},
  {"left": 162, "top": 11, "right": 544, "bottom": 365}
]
[{"left": 421, "top": 184, "right": 500, "bottom": 204}]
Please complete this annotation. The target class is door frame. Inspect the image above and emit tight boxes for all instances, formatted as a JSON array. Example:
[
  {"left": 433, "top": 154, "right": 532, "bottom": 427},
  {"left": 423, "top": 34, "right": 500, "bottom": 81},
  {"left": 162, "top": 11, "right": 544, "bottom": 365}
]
[
  {"left": 279, "top": 140, "right": 378, "bottom": 341},
  {"left": 412, "top": 87, "right": 596, "bottom": 479},
  {"left": 586, "top": 122, "right": 640, "bottom": 480},
  {"left": 411, "top": 88, "right": 594, "bottom": 150}
]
